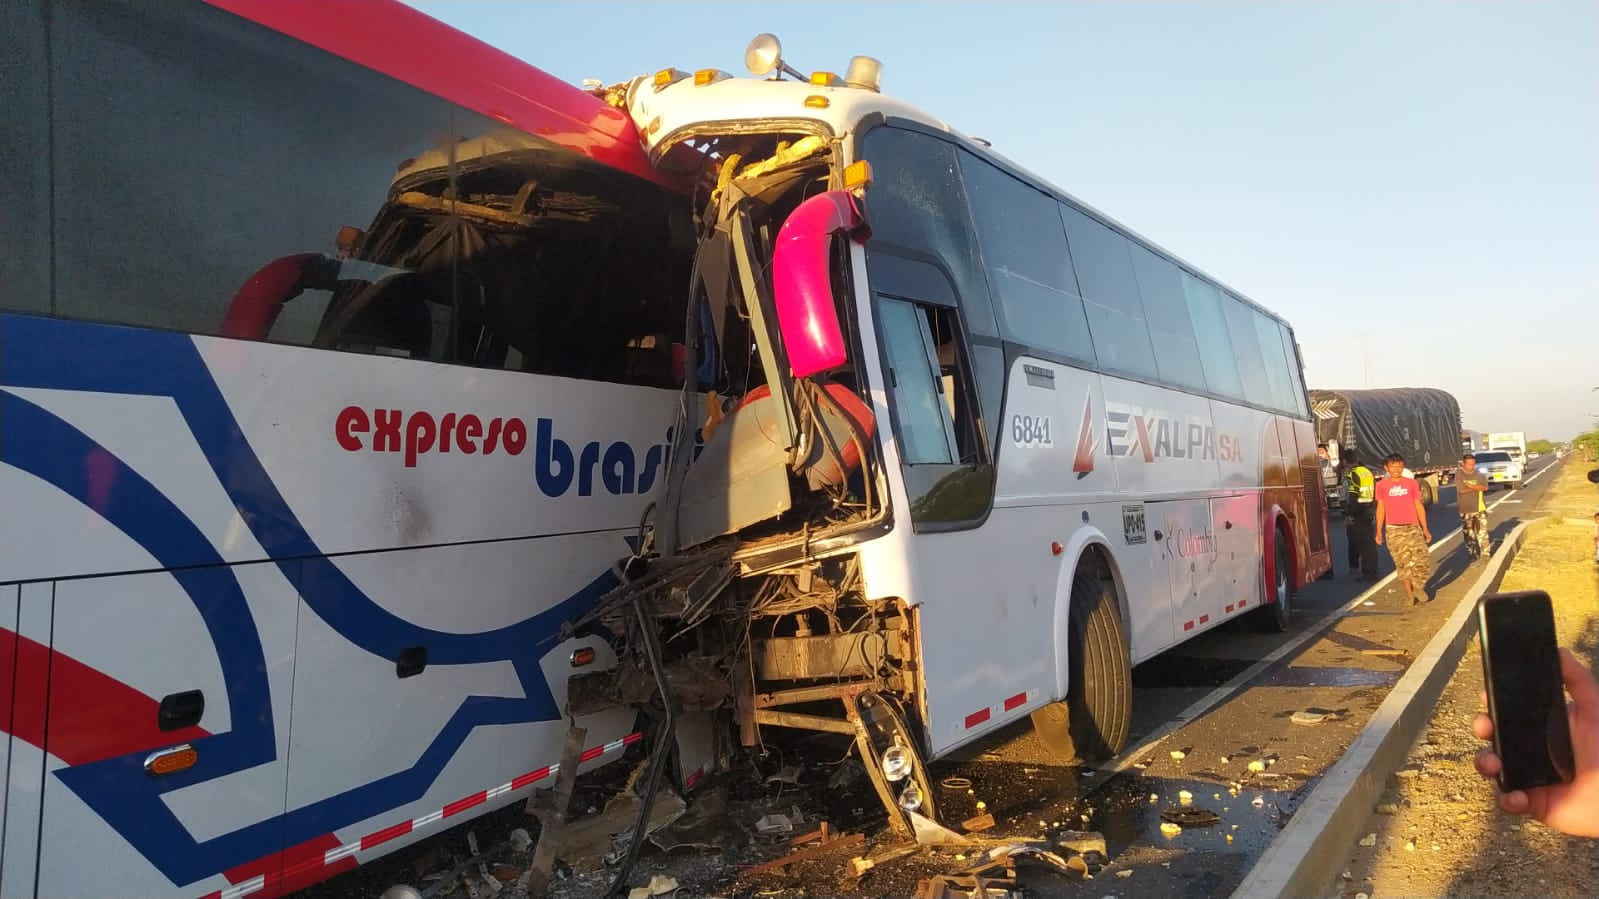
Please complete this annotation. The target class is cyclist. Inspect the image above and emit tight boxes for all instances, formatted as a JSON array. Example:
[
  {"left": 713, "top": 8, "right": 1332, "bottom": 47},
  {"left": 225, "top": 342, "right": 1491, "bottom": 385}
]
[{"left": 1456, "top": 452, "right": 1490, "bottom": 559}]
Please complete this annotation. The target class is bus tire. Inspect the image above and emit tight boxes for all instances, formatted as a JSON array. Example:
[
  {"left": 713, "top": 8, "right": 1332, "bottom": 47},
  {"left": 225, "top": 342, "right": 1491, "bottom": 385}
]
[
  {"left": 1253, "top": 529, "right": 1293, "bottom": 633},
  {"left": 1419, "top": 477, "right": 1437, "bottom": 506},
  {"left": 1031, "top": 571, "right": 1131, "bottom": 765}
]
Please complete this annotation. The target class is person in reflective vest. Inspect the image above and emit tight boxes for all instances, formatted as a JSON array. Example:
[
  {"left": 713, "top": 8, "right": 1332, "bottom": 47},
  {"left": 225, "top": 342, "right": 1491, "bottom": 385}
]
[{"left": 1344, "top": 449, "right": 1378, "bottom": 580}]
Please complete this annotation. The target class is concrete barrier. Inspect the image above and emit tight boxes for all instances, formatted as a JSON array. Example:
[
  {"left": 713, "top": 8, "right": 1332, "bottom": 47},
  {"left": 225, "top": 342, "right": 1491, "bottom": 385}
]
[{"left": 1229, "top": 516, "right": 1561, "bottom": 899}]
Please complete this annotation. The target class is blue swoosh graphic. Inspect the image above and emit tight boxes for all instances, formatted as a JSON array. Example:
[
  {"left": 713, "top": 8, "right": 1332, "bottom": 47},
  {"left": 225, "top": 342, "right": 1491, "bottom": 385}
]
[{"left": 1, "top": 313, "right": 631, "bottom": 886}]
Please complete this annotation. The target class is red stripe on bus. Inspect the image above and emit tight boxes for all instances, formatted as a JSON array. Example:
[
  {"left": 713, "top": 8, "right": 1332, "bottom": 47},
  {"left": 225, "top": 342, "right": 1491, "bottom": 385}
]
[
  {"left": 1226, "top": 603, "right": 1235, "bottom": 613},
  {"left": 965, "top": 708, "right": 991, "bottom": 729},
  {"left": 224, "top": 833, "right": 352, "bottom": 899},
  {"left": 1003, "top": 692, "right": 1027, "bottom": 712},
  {"left": 443, "top": 791, "right": 488, "bottom": 818},
  {"left": 511, "top": 767, "right": 552, "bottom": 790},
  {"left": 360, "top": 820, "right": 413, "bottom": 850},
  {"left": 1199, "top": 615, "right": 1210, "bottom": 624},
  {"left": 0, "top": 628, "right": 210, "bottom": 766},
  {"left": 1183, "top": 620, "right": 1195, "bottom": 631}
]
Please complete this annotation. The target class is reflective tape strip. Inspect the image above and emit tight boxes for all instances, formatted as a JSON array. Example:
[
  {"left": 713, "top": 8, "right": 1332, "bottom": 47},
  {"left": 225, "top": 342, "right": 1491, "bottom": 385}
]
[
  {"left": 194, "top": 732, "right": 642, "bottom": 899},
  {"left": 218, "top": 874, "right": 265, "bottom": 899},
  {"left": 966, "top": 690, "right": 1037, "bottom": 729}
]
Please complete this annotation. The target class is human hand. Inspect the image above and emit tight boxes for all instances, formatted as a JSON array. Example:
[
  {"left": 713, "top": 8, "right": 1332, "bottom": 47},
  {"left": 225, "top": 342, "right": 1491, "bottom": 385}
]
[
  {"left": 1375, "top": 532, "right": 1384, "bottom": 546},
  {"left": 1422, "top": 530, "right": 1432, "bottom": 544},
  {"left": 1473, "top": 648, "right": 1599, "bottom": 838}
]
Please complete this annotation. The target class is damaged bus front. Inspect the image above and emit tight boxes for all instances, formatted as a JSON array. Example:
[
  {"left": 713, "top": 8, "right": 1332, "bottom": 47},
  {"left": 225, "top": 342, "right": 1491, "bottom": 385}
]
[{"left": 568, "top": 44, "right": 954, "bottom": 836}]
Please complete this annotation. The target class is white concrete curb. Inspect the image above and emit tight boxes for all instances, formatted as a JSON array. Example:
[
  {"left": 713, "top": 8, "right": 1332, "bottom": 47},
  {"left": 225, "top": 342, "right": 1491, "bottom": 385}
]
[{"left": 1227, "top": 515, "right": 1552, "bottom": 899}]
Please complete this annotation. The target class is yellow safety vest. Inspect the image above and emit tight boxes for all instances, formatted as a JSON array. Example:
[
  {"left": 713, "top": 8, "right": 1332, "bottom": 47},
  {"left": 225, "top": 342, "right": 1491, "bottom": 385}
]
[{"left": 1346, "top": 465, "right": 1375, "bottom": 503}]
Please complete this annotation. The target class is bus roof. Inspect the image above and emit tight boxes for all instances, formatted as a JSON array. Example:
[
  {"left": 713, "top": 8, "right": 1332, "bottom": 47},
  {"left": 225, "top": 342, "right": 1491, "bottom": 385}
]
[
  {"left": 205, "top": 0, "right": 675, "bottom": 189},
  {"left": 635, "top": 72, "right": 1295, "bottom": 328}
]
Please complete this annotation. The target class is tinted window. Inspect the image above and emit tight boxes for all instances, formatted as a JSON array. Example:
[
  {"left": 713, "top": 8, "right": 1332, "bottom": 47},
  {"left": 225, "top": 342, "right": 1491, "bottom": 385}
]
[
  {"left": 0, "top": 0, "right": 50, "bottom": 314},
  {"left": 1129, "top": 245, "right": 1206, "bottom": 391},
  {"left": 1180, "top": 274, "right": 1242, "bottom": 400},
  {"left": 958, "top": 153, "right": 1095, "bottom": 363},
  {"left": 1221, "top": 292, "right": 1273, "bottom": 407},
  {"left": 858, "top": 127, "right": 997, "bottom": 337},
  {"left": 1476, "top": 452, "right": 1511, "bottom": 463},
  {"left": 1277, "top": 321, "right": 1310, "bottom": 416},
  {"left": 47, "top": 0, "right": 689, "bottom": 386},
  {"left": 1059, "top": 205, "right": 1158, "bottom": 379},
  {"left": 1253, "top": 311, "right": 1298, "bottom": 413}
]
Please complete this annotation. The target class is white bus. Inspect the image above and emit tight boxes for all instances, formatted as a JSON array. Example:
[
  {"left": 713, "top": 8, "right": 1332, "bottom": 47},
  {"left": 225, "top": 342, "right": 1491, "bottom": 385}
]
[
  {"left": 576, "top": 35, "right": 1335, "bottom": 834},
  {"left": 0, "top": 1, "right": 698, "bottom": 896}
]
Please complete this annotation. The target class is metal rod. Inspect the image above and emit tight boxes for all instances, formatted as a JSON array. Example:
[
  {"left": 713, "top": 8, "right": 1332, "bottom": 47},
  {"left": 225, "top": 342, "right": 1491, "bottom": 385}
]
[
  {"left": 603, "top": 598, "right": 677, "bottom": 898},
  {"left": 752, "top": 709, "right": 858, "bottom": 735}
]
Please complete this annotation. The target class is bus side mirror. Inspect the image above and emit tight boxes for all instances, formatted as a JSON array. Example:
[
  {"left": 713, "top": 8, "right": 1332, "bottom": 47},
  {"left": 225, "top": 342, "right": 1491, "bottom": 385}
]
[{"left": 771, "top": 190, "right": 870, "bottom": 379}]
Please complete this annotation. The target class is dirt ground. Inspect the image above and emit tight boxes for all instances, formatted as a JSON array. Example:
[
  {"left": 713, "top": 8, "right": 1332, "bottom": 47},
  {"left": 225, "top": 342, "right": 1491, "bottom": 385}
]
[{"left": 1337, "top": 460, "right": 1599, "bottom": 898}]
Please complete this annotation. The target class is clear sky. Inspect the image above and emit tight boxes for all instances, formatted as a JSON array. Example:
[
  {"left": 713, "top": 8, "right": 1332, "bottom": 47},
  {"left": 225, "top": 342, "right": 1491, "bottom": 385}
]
[{"left": 411, "top": 1, "right": 1598, "bottom": 441}]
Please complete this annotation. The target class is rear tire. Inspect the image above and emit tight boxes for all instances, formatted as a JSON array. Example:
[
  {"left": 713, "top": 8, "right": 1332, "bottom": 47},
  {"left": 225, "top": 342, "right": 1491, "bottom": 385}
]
[
  {"left": 1032, "top": 571, "right": 1132, "bottom": 764},
  {"left": 1253, "top": 529, "right": 1293, "bottom": 633}
]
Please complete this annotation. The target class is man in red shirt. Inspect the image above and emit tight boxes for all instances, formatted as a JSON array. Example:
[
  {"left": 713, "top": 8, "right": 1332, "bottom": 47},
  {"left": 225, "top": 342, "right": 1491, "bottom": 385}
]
[{"left": 1374, "top": 453, "right": 1434, "bottom": 604}]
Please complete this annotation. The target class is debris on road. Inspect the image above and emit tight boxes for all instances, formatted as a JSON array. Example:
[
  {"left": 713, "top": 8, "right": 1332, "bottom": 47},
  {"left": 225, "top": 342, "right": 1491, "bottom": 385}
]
[
  {"left": 961, "top": 813, "right": 996, "bottom": 834},
  {"left": 625, "top": 874, "right": 679, "bottom": 899},
  {"left": 1290, "top": 708, "right": 1333, "bottom": 726},
  {"left": 1160, "top": 807, "right": 1221, "bottom": 827},
  {"left": 739, "top": 830, "right": 864, "bottom": 878}
]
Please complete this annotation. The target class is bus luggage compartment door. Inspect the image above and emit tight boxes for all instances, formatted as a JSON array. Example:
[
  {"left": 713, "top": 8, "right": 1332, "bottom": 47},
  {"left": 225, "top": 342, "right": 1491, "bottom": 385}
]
[
  {"left": 2, "top": 582, "right": 51, "bottom": 899},
  {"left": 36, "top": 565, "right": 296, "bottom": 899}
]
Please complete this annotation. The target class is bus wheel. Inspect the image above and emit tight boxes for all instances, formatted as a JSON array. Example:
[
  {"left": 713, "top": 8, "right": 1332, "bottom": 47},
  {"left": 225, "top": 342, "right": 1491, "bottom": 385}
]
[
  {"left": 1253, "top": 530, "right": 1293, "bottom": 633},
  {"left": 1031, "top": 571, "right": 1131, "bottom": 765},
  {"left": 1420, "top": 477, "right": 1437, "bottom": 506}
]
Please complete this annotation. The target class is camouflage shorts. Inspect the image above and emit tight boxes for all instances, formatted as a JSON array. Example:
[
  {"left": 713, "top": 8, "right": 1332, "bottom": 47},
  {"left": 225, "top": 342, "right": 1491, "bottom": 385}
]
[{"left": 1385, "top": 524, "right": 1432, "bottom": 583}]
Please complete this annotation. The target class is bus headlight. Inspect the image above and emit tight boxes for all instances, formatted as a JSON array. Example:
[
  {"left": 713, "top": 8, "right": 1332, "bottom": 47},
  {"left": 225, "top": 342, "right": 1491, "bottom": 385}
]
[
  {"left": 897, "top": 780, "right": 924, "bottom": 812},
  {"left": 880, "top": 744, "right": 911, "bottom": 782}
]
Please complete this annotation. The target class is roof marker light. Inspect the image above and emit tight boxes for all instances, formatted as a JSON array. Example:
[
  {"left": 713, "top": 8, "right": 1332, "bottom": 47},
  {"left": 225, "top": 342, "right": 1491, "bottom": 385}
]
[
  {"left": 843, "top": 160, "right": 873, "bottom": 190},
  {"left": 653, "top": 68, "right": 688, "bottom": 90},
  {"left": 845, "top": 56, "right": 883, "bottom": 92}
]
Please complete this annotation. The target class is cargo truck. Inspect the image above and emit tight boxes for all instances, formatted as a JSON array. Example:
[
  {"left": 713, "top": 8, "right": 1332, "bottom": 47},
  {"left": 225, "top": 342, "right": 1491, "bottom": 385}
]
[
  {"left": 1310, "top": 388, "right": 1463, "bottom": 507},
  {"left": 1488, "top": 431, "right": 1527, "bottom": 465}
]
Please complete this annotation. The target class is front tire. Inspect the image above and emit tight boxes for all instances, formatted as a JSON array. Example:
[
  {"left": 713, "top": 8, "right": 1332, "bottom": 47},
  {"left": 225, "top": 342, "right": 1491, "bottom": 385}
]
[{"left": 1031, "top": 571, "right": 1132, "bottom": 764}]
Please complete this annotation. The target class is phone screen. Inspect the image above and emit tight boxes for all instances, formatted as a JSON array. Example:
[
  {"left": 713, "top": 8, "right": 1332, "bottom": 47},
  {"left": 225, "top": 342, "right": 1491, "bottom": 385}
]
[{"left": 1477, "top": 591, "right": 1575, "bottom": 791}]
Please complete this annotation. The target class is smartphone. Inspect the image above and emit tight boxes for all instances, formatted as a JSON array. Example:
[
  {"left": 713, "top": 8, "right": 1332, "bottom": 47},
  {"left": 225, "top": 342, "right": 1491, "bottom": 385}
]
[{"left": 1476, "top": 590, "right": 1575, "bottom": 792}]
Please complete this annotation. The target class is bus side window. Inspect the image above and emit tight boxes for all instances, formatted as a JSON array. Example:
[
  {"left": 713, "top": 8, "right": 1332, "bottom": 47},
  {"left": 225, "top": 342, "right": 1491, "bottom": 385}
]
[
  {"left": 879, "top": 296, "right": 959, "bottom": 465},
  {"left": 877, "top": 294, "right": 993, "bottom": 527}
]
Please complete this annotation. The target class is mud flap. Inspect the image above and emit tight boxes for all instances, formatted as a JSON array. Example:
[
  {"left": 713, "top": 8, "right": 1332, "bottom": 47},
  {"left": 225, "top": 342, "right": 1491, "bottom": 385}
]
[{"left": 672, "top": 710, "right": 723, "bottom": 794}]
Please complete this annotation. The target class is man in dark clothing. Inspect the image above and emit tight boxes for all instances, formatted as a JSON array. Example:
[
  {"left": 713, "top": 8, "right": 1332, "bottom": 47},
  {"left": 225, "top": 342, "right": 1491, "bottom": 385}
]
[{"left": 1344, "top": 449, "right": 1378, "bottom": 580}]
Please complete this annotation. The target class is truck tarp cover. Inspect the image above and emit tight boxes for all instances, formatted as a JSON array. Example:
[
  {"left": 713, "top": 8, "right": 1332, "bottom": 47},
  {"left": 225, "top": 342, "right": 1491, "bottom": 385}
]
[{"left": 1309, "top": 388, "right": 1462, "bottom": 472}]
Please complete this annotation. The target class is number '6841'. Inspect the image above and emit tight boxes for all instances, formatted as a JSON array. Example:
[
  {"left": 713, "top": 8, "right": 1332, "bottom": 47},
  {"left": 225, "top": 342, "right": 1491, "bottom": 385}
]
[{"left": 1011, "top": 414, "right": 1053, "bottom": 446}]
